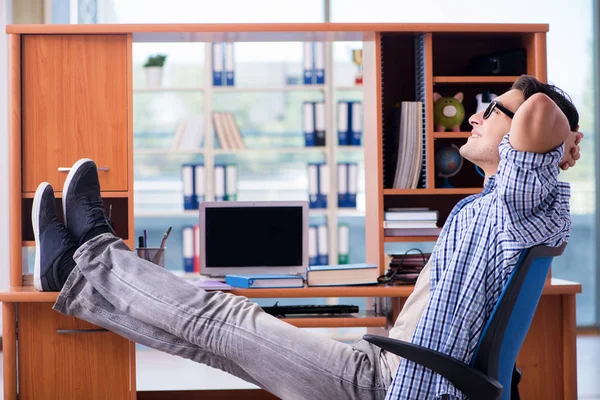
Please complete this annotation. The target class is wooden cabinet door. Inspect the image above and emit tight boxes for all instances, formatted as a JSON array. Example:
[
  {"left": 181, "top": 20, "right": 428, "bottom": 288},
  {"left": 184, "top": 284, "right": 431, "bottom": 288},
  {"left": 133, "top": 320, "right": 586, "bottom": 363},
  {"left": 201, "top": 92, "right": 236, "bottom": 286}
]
[
  {"left": 21, "top": 35, "right": 129, "bottom": 192},
  {"left": 17, "top": 303, "right": 131, "bottom": 400}
]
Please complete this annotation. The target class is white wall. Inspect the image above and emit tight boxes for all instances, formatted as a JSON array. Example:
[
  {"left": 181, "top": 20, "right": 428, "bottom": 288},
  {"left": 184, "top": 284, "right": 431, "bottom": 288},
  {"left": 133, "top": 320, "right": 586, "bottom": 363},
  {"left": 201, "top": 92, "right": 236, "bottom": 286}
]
[{"left": 0, "top": 0, "right": 11, "bottom": 333}]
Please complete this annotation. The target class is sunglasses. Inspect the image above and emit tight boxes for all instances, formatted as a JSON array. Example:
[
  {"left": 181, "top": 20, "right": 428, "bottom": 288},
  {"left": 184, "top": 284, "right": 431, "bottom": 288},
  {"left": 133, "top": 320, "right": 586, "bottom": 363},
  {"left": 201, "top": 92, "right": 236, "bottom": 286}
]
[{"left": 483, "top": 100, "right": 515, "bottom": 120}]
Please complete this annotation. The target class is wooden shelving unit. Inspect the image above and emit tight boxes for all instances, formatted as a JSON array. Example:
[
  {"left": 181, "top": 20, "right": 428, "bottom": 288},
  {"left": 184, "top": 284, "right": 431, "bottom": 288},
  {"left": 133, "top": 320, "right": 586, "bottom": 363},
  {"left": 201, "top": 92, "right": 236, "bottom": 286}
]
[
  {"left": 432, "top": 75, "right": 521, "bottom": 84},
  {"left": 433, "top": 131, "right": 473, "bottom": 139}
]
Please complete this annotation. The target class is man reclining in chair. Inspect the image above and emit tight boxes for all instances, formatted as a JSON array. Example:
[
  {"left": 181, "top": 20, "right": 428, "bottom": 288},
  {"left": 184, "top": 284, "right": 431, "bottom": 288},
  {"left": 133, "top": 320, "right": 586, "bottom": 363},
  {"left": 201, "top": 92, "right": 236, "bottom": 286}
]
[{"left": 32, "top": 75, "right": 580, "bottom": 400}]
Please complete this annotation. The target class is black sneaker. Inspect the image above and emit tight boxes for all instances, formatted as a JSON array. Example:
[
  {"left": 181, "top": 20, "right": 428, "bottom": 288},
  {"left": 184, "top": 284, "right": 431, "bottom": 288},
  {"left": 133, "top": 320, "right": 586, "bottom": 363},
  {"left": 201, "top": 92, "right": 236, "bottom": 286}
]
[
  {"left": 62, "top": 158, "right": 116, "bottom": 246},
  {"left": 32, "top": 182, "right": 77, "bottom": 292}
]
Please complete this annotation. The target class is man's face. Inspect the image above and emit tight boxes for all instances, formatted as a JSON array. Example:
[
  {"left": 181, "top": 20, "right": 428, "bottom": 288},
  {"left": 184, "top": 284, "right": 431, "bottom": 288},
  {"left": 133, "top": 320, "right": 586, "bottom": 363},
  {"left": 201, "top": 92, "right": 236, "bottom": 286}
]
[{"left": 459, "top": 89, "right": 525, "bottom": 174}]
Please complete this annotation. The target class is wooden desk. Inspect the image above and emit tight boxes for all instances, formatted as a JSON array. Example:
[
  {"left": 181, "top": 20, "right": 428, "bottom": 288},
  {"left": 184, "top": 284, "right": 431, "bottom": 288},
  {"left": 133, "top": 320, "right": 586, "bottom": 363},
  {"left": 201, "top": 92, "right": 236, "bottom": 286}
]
[{"left": 0, "top": 278, "right": 581, "bottom": 400}]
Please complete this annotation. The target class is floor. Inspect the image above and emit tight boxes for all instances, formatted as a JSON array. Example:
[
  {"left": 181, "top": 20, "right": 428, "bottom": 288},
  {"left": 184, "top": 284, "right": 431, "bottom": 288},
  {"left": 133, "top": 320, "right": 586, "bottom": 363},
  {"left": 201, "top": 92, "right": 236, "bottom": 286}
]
[{"left": 0, "top": 336, "right": 599, "bottom": 398}]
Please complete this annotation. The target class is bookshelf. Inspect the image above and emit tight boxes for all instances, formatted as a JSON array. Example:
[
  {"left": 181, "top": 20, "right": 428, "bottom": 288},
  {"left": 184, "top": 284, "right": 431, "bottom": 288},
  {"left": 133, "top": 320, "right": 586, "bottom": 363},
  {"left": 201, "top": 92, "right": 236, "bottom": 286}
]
[{"left": 133, "top": 41, "right": 366, "bottom": 268}]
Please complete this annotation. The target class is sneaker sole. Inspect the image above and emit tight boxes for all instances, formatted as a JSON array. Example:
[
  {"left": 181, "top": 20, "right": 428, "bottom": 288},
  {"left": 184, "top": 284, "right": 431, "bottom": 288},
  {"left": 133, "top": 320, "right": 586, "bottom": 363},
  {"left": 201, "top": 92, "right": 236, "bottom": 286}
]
[
  {"left": 62, "top": 158, "right": 94, "bottom": 227},
  {"left": 32, "top": 182, "right": 50, "bottom": 292}
]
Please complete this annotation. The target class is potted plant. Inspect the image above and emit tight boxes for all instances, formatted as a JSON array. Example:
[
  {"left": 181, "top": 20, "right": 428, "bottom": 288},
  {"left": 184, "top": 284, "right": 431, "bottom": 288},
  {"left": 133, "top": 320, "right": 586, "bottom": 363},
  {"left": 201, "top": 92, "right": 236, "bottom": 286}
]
[{"left": 144, "top": 54, "right": 167, "bottom": 88}]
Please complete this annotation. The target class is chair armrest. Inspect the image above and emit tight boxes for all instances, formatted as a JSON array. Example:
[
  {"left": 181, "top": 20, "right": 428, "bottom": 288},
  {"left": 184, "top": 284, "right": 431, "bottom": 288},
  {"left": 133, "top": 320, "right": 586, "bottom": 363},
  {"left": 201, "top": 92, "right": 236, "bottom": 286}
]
[{"left": 363, "top": 335, "right": 503, "bottom": 400}]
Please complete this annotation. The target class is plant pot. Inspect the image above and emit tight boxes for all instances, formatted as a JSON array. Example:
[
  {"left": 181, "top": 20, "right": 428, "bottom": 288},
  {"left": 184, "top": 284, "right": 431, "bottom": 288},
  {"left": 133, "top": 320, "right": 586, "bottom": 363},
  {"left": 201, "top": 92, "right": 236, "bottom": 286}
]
[{"left": 145, "top": 66, "right": 163, "bottom": 88}]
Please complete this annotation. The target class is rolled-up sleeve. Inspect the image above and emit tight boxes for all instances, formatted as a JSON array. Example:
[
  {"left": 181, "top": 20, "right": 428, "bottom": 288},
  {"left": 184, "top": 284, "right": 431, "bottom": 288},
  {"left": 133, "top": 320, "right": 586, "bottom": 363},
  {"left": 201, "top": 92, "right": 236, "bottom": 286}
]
[{"left": 495, "top": 133, "right": 571, "bottom": 248}]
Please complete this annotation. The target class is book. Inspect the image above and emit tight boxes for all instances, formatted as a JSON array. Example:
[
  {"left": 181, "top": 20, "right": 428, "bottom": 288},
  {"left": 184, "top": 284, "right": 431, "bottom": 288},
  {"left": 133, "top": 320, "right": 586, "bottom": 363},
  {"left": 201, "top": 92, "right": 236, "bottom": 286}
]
[
  {"left": 225, "top": 274, "right": 304, "bottom": 289},
  {"left": 187, "top": 279, "right": 232, "bottom": 291},
  {"left": 306, "top": 263, "right": 378, "bottom": 287}
]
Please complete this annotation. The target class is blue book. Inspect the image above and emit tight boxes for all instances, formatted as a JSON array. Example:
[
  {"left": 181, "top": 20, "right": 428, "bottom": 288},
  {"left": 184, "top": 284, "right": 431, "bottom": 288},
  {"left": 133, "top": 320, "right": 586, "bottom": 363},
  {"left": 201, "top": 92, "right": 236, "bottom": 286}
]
[
  {"left": 182, "top": 164, "right": 198, "bottom": 210},
  {"left": 212, "top": 43, "right": 224, "bottom": 86},
  {"left": 225, "top": 42, "right": 235, "bottom": 86},
  {"left": 303, "top": 102, "right": 315, "bottom": 147},
  {"left": 303, "top": 42, "right": 314, "bottom": 84},
  {"left": 306, "top": 263, "right": 378, "bottom": 286},
  {"left": 225, "top": 274, "right": 304, "bottom": 289},
  {"left": 314, "top": 42, "right": 325, "bottom": 84},
  {"left": 337, "top": 101, "right": 349, "bottom": 146},
  {"left": 349, "top": 101, "right": 362, "bottom": 146}
]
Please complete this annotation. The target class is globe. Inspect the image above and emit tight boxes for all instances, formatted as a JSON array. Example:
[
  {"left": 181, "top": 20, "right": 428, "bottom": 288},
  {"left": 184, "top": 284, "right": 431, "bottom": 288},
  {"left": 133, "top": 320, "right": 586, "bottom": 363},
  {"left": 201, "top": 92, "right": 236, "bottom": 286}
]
[{"left": 435, "top": 143, "right": 463, "bottom": 188}]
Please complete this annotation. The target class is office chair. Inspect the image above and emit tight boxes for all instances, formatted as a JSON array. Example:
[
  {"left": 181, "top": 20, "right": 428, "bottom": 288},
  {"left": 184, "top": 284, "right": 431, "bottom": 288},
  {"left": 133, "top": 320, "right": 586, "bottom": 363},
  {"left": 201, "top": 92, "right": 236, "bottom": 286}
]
[{"left": 364, "top": 242, "right": 567, "bottom": 400}]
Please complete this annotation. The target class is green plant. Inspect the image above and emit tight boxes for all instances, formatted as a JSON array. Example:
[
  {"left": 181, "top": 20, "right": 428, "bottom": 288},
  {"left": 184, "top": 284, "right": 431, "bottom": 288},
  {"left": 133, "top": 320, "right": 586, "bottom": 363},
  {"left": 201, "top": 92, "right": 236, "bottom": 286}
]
[{"left": 144, "top": 54, "right": 167, "bottom": 68}]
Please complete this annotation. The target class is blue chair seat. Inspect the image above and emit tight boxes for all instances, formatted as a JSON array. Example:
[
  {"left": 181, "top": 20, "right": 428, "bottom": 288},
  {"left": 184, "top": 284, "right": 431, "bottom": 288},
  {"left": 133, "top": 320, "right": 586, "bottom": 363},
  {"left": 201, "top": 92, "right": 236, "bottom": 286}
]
[{"left": 364, "top": 242, "right": 567, "bottom": 400}]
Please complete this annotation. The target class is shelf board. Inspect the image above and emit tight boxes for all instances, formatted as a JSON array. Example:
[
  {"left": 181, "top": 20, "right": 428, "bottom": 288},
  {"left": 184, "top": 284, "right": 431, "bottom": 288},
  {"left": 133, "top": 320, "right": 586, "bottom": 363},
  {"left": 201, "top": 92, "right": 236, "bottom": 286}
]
[
  {"left": 432, "top": 76, "right": 521, "bottom": 84},
  {"left": 22, "top": 241, "right": 35, "bottom": 247},
  {"left": 337, "top": 145, "right": 364, "bottom": 151},
  {"left": 335, "top": 85, "right": 363, "bottom": 91},
  {"left": 384, "top": 188, "right": 482, "bottom": 195},
  {"left": 134, "top": 208, "right": 364, "bottom": 218},
  {"left": 136, "top": 148, "right": 204, "bottom": 155},
  {"left": 213, "top": 147, "right": 326, "bottom": 155},
  {"left": 281, "top": 311, "right": 385, "bottom": 328},
  {"left": 433, "top": 131, "right": 472, "bottom": 139},
  {"left": 212, "top": 85, "right": 326, "bottom": 93},
  {"left": 384, "top": 236, "right": 439, "bottom": 243},
  {"left": 133, "top": 87, "right": 205, "bottom": 93},
  {"left": 22, "top": 191, "right": 129, "bottom": 199}
]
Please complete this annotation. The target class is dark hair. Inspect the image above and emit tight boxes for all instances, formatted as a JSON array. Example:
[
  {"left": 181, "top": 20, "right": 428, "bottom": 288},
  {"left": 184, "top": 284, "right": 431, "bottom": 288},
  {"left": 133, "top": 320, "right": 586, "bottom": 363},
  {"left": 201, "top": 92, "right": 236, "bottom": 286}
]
[{"left": 512, "top": 75, "right": 579, "bottom": 131}]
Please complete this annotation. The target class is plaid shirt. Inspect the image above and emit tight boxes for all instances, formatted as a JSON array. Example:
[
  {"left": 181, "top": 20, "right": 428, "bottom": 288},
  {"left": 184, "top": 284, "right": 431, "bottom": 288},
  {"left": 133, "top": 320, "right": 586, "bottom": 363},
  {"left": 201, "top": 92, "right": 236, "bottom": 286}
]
[{"left": 386, "top": 133, "right": 572, "bottom": 399}]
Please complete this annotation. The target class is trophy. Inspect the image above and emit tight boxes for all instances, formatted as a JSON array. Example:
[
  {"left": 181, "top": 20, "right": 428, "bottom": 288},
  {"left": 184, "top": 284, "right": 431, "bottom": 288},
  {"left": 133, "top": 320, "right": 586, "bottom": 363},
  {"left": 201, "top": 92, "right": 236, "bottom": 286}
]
[{"left": 352, "top": 49, "right": 363, "bottom": 85}]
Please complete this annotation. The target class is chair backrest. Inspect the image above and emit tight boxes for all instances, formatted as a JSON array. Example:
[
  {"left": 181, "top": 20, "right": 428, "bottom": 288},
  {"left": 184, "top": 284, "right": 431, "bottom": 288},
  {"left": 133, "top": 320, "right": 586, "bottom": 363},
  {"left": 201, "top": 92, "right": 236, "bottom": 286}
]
[{"left": 470, "top": 242, "right": 567, "bottom": 400}]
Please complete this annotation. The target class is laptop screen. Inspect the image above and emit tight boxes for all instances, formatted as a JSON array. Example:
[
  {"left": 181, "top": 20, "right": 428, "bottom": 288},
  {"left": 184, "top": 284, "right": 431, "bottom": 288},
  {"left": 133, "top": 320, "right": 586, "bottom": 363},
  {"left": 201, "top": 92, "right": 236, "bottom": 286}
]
[{"left": 204, "top": 205, "right": 304, "bottom": 268}]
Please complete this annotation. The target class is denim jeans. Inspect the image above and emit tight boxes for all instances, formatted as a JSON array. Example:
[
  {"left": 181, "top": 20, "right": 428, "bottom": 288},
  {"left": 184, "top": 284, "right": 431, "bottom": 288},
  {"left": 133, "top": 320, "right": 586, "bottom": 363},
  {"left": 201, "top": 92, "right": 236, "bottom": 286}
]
[{"left": 53, "top": 233, "right": 390, "bottom": 400}]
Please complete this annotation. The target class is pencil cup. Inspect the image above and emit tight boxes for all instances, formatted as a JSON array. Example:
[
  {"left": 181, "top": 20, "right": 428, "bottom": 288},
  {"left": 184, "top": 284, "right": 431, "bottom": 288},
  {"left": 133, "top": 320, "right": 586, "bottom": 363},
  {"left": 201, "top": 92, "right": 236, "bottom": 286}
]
[{"left": 137, "top": 247, "right": 166, "bottom": 268}]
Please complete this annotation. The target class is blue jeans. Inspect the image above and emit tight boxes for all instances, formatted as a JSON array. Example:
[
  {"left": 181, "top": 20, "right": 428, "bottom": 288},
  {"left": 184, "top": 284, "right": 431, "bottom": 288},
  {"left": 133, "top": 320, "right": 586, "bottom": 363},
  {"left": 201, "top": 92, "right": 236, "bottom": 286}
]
[{"left": 54, "top": 233, "right": 390, "bottom": 400}]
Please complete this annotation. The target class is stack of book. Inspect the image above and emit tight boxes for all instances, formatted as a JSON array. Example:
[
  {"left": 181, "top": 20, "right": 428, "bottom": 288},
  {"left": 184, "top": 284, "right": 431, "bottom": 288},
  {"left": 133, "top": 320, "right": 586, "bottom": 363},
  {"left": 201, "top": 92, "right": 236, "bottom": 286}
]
[
  {"left": 383, "top": 208, "right": 441, "bottom": 237},
  {"left": 383, "top": 252, "right": 431, "bottom": 284},
  {"left": 213, "top": 112, "right": 246, "bottom": 149}
]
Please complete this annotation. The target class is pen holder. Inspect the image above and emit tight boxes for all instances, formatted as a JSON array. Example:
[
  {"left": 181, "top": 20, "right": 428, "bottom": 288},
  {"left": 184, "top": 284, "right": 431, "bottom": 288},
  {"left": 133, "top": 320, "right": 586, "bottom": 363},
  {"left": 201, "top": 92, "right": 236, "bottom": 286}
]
[{"left": 136, "top": 247, "right": 166, "bottom": 268}]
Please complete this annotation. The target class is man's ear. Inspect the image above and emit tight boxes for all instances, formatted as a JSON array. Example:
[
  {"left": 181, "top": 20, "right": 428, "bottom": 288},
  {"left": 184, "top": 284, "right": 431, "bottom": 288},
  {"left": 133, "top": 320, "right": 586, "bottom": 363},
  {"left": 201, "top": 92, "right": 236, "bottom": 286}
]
[
  {"left": 433, "top": 92, "right": 441, "bottom": 102},
  {"left": 454, "top": 92, "right": 464, "bottom": 103}
]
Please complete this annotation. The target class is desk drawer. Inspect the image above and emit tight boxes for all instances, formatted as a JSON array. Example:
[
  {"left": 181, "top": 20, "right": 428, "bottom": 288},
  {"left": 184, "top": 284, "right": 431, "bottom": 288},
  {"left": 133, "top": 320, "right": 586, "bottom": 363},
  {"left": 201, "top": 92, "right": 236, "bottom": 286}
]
[{"left": 17, "top": 303, "right": 131, "bottom": 400}]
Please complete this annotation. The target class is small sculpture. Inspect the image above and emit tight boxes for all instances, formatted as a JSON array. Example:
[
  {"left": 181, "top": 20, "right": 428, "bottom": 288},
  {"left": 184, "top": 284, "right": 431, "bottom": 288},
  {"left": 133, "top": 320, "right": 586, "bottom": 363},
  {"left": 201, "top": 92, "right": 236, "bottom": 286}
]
[{"left": 433, "top": 92, "right": 465, "bottom": 132}]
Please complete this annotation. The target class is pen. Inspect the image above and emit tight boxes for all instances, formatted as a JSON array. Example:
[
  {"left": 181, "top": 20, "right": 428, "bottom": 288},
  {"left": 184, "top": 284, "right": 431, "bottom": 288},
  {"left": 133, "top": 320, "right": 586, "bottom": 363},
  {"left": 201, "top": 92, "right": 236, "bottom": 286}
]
[
  {"left": 159, "top": 226, "right": 172, "bottom": 248},
  {"left": 143, "top": 230, "right": 148, "bottom": 248},
  {"left": 138, "top": 236, "right": 144, "bottom": 249}
]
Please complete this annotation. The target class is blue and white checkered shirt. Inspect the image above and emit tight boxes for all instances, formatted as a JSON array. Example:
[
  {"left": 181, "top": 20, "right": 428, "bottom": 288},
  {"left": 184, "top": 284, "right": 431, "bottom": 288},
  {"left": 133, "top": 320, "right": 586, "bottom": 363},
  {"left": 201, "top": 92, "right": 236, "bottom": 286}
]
[{"left": 386, "top": 133, "right": 572, "bottom": 399}]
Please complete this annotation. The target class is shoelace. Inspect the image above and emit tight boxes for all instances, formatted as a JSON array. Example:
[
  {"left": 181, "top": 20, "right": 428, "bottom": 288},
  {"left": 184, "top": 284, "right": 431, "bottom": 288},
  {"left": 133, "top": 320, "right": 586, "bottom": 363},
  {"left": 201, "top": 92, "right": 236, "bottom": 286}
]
[
  {"left": 82, "top": 198, "right": 109, "bottom": 227},
  {"left": 55, "top": 222, "right": 75, "bottom": 248}
]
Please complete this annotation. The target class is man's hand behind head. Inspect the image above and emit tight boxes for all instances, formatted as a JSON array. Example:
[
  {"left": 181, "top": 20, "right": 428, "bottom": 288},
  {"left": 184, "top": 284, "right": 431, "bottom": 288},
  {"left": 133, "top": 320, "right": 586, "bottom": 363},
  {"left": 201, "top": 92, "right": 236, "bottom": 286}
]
[{"left": 560, "top": 127, "right": 583, "bottom": 170}]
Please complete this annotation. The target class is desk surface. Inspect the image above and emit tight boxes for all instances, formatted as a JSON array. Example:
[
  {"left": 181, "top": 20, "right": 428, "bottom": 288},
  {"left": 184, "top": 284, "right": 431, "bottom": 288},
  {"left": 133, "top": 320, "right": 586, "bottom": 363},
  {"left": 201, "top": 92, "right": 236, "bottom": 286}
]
[{"left": 0, "top": 278, "right": 582, "bottom": 302}]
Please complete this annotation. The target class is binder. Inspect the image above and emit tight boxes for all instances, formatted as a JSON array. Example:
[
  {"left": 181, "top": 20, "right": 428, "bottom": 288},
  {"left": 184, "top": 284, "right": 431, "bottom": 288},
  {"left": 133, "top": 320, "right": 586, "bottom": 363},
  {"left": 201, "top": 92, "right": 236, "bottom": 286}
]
[
  {"left": 347, "top": 163, "right": 358, "bottom": 208},
  {"left": 214, "top": 164, "right": 226, "bottom": 201},
  {"left": 314, "top": 101, "right": 326, "bottom": 146},
  {"left": 337, "top": 163, "right": 348, "bottom": 208},
  {"left": 338, "top": 223, "right": 350, "bottom": 264},
  {"left": 225, "top": 274, "right": 304, "bottom": 289},
  {"left": 303, "top": 102, "right": 316, "bottom": 147},
  {"left": 308, "top": 224, "right": 318, "bottom": 266},
  {"left": 337, "top": 101, "right": 349, "bottom": 146},
  {"left": 182, "top": 226, "right": 195, "bottom": 272},
  {"left": 212, "top": 43, "right": 224, "bottom": 86},
  {"left": 349, "top": 101, "right": 362, "bottom": 146},
  {"left": 225, "top": 42, "right": 235, "bottom": 86},
  {"left": 314, "top": 42, "right": 325, "bottom": 84},
  {"left": 308, "top": 163, "right": 319, "bottom": 208},
  {"left": 317, "top": 224, "right": 329, "bottom": 265},
  {"left": 318, "top": 163, "right": 329, "bottom": 209},
  {"left": 182, "top": 164, "right": 197, "bottom": 210},
  {"left": 303, "top": 42, "right": 313, "bottom": 85},
  {"left": 194, "top": 164, "right": 205, "bottom": 204},
  {"left": 225, "top": 164, "right": 238, "bottom": 201}
]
